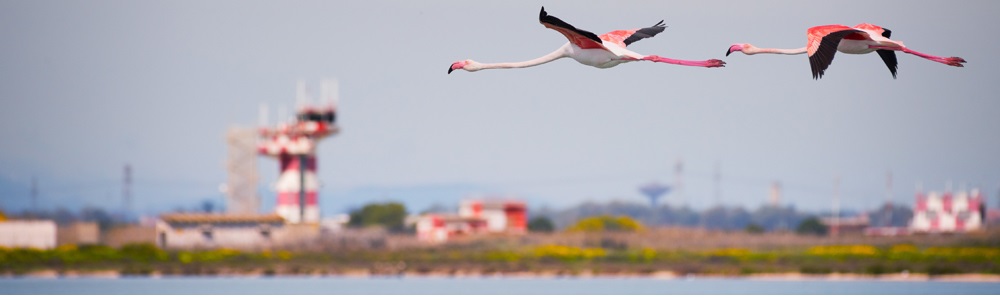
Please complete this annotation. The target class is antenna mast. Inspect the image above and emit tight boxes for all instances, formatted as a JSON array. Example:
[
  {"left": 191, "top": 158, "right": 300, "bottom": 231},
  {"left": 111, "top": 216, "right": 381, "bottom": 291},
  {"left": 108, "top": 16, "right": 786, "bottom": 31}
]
[
  {"left": 832, "top": 176, "right": 840, "bottom": 237},
  {"left": 30, "top": 177, "right": 38, "bottom": 213},
  {"left": 123, "top": 164, "right": 132, "bottom": 219}
]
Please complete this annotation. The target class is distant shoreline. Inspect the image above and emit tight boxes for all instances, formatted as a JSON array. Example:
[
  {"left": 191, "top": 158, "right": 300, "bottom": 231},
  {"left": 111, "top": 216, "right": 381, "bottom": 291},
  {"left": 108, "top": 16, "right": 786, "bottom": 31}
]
[{"left": 7, "top": 269, "right": 1000, "bottom": 282}]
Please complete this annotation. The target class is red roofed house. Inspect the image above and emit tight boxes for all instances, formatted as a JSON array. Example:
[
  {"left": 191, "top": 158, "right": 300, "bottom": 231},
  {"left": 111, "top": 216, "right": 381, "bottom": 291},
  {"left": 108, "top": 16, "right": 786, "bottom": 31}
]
[{"left": 415, "top": 198, "right": 527, "bottom": 243}]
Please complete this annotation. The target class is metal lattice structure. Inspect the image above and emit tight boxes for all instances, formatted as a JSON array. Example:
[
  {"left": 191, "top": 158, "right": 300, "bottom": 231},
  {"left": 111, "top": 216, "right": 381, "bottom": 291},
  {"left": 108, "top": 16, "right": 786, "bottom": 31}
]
[{"left": 226, "top": 127, "right": 261, "bottom": 215}]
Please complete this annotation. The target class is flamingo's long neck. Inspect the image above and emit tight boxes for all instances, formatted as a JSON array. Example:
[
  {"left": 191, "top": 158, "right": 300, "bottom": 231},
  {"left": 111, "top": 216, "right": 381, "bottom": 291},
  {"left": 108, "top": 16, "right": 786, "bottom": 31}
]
[
  {"left": 749, "top": 47, "right": 807, "bottom": 55},
  {"left": 476, "top": 47, "right": 569, "bottom": 70}
]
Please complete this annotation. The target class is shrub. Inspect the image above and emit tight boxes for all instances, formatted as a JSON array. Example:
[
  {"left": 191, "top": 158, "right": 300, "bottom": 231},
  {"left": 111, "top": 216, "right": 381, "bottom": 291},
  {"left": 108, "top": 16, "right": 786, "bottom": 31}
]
[
  {"left": 533, "top": 245, "right": 606, "bottom": 262},
  {"left": 806, "top": 245, "right": 879, "bottom": 257},
  {"left": 567, "top": 215, "right": 643, "bottom": 233},
  {"left": 744, "top": 223, "right": 764, "bottom": 234},
  {"left": 887, "top": 244, "right": 919, "bottom": 261},
  {"left": 527, "top": 216, "right": 555, "bottom": 233},
  {"left": 349, "top": 202, "right": 408, "bottom": 232},
  {"left": 795, "top": 217, "right": 828, "bottom": 236},
  {"left": 484, "top": 250, "right": 522, "bottom": 263},
  {"left": 120, "top": 243, "right": 168, "bottom": 262},
  {"left": 866, "top": 264, "right": 887, "bottom": 275}
]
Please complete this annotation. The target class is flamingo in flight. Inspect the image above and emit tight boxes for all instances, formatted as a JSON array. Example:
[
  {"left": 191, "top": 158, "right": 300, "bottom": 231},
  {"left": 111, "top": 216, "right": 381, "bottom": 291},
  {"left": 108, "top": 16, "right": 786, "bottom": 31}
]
[
  {"left": 725, "top": 23, "right": 966, "bottom": 79},
  {"left": 448, "top": 7, "right": 726, "bottom": 74}
]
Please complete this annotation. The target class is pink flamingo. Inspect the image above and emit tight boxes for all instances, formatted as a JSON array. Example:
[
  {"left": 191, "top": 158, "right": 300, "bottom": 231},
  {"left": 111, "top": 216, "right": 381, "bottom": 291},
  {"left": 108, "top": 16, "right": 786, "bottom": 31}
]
[
  {"left": 726, "top": 23, "right": 966, "bottom": 79},
  {"left": 448, "top": 7, "right": 726, "bottom": 74}
]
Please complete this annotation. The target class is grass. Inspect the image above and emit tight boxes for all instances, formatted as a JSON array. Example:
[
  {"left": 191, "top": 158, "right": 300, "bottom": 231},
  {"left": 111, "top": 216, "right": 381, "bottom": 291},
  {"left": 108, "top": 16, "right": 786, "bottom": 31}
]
[{"left": 1, "top": 240, "right": 998, "bottom": 277}]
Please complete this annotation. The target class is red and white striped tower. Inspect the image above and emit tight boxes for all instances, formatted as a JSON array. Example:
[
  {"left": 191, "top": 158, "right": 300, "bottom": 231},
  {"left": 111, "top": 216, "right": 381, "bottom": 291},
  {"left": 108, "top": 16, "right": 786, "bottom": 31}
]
[{"left": 258, "top": 80, "right": 339, "bottom": 224}]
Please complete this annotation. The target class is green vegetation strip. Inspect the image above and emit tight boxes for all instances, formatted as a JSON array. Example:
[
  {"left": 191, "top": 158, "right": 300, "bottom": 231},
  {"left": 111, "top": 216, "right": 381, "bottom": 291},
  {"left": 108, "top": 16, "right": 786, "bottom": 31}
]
[{"left": 2, "top": 243, "right": 998, "bottom": 276}]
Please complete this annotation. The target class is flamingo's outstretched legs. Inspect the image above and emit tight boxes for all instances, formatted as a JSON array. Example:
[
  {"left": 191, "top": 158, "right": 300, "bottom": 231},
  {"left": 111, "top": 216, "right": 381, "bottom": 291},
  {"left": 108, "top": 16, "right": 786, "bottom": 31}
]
[
  {"left": 870, "top": 46, "right": 966, "bottom": 67},
  {"left": 642, "top": 55, "right": 727, "bottom": 68}
]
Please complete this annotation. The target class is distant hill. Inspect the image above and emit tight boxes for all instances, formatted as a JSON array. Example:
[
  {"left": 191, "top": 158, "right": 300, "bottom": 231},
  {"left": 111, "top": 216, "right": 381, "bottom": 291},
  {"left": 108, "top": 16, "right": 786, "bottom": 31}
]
[
  {"left": 538, "top": 200, "right": 900, "bottom": 232},
  {"left": 318, "top": 183, "right": 501, "bottom": 216}
]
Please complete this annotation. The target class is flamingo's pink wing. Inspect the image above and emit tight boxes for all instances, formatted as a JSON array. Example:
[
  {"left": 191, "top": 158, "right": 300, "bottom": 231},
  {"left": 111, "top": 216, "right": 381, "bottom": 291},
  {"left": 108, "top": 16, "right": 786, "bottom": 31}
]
[
  {"left": 807, "top": 25, "right": 876, "bottom": 79},
  {"left": 806, "top": 25, "right": 855, "bottom": 56},
  {"left": 539, "top": 7, "right": 608, "bottom": 50},
  {"left": 600, "top": 21, "right": 667, "bottom": 48},
  {"left": 600, "top": 30, "right": 634, "bottom": 48},
  {"left": 853, "top": 23, "right": 888, "bottom": 37}
]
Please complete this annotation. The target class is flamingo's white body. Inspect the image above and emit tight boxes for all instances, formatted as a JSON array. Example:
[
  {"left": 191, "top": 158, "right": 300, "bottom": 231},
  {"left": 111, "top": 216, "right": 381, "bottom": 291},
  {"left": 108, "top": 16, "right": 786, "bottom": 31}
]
[
  {"left": 726, "top": 23, "right": 966, "bottom": 79},
  {"left": 448, "top": 7, "right": 725, "bottom": 74}
]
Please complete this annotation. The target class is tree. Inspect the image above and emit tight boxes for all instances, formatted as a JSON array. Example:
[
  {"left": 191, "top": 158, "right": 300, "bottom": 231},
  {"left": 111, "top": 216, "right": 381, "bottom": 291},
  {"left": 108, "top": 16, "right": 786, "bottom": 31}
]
[
  {"left": 867, "top": 203, "right": 914, "bottom": 227},
  {"left": 201, "top": 199, "right": 215, "bottom": 213},
  {"left": 796, "top": 216, "right": 828, "bottom": 236},
  {"left": 702, "top": 206, "right": 753, "bottom": 230},
  {"left": 80, "top": 207, "right": 116, "bottom": 230},
  {"left": 751, "top": 205, "right": 805, "bottom": 232},
  {"left": 528, "top": 216, "right": 555, "bottom": 233},
  {"left": 567, "top": 215, "right": 643, "bottom": 233},
  {"left": 744, "top": 223, "right": 765, "bottom": 234},
  {"left": 348, "top": 202, "right": 408, "bottom": 232}
]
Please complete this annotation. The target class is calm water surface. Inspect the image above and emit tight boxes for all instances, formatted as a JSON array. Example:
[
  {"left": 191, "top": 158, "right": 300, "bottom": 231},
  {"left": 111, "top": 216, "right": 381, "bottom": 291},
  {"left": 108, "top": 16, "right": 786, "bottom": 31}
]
[{"left": 1, "top": 276, "right": 999, "bottom": 294}]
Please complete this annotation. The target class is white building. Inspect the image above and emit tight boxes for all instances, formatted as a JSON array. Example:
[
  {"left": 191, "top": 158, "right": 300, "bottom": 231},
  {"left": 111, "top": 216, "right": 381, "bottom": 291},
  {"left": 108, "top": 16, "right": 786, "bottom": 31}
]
[
  {"left": 0, "top": 220, "right": 57, "bottom": 249},
  {"left": 415, "top": 214, "right": 487, "bottom": 243},
  {"left": 910, "top": 190, "right": 985, "bottom": 233},
  {"left": 414, "top": 199, "right": 529, "bottom": 243},
  {"left": 458, "top": 199, "right": 527, "bottom": 233},
  {"left": 156, "top": 213, "right": 318, "bottom": 249},
  {"left": 57, "top": 222, "right": 100, "bottom": 246}
]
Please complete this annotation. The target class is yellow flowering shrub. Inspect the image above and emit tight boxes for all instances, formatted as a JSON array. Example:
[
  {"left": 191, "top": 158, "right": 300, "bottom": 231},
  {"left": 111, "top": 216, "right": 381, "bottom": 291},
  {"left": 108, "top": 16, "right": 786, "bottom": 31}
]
[
  {"left": 566, "top": 215, "right": 644, "bottom": 233},
  {"left": 889, "top": 244, "right": 918, "bottom": 254},
  {"left": 806, "top": 245, "right": 879, "bottom": 257},
  {"left": 533, "top": 244, "right": 606, "bottom": 262}
]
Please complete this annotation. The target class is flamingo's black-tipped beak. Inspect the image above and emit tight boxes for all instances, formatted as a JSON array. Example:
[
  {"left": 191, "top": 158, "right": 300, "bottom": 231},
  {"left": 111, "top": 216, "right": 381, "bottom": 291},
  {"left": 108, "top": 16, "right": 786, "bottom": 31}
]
[
  {"left": 726, "top": 44, "right": 744, "bottom": 57},
  {"left": 448, "top": 61, "right": 467, "bottom": 74}
]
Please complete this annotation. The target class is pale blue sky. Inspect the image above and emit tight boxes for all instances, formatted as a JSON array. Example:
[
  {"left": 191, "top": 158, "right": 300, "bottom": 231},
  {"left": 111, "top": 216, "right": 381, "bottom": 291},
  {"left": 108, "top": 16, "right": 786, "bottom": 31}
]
[{"left": 1, "top": 0, "right": 998, "bottom": 217}]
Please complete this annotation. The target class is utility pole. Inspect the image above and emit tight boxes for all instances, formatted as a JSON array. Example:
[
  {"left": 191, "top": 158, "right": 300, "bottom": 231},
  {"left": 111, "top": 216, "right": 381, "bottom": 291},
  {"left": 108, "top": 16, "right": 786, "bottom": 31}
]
[
  {"left": 832, "top": 176, "right": 840, "bottom": 237},
  {"left": 123, "top": 164, "right": 132, "bottom": 220},
  {"left": 884, "top": 171, "right": 893, "bottom": 227},
  {"left": 30, "top": 177, "right": 38, "bottom": 213},
  {"left": 674, "top": 159, "right": 684, "bottom": 207},
  {"left": 714, "top": 162, "right": 722, "bottom": 205}
]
